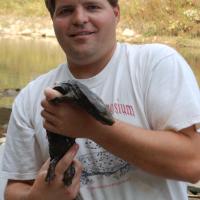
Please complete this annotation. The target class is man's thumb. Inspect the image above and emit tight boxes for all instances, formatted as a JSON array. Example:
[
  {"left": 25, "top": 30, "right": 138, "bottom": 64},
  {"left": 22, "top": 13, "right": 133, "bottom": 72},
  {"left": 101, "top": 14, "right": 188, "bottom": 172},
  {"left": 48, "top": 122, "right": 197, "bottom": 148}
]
[{"left": 44, "top": 87, "right": 62, "bottom": 101}]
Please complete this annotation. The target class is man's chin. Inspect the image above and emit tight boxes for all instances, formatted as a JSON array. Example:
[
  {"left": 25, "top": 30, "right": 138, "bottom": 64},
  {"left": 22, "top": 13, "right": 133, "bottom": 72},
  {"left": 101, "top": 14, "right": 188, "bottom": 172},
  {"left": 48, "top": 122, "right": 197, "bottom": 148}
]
[{"left": 67, "top": 47, "right": 96, "bottom": 59}]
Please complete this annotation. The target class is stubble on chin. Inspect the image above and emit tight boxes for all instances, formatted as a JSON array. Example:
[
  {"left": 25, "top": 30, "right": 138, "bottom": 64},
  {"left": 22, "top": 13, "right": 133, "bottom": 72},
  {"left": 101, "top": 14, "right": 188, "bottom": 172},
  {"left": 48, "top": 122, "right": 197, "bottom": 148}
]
[{"left": 65, "top": 44, "right": 97, "bottom": 61}]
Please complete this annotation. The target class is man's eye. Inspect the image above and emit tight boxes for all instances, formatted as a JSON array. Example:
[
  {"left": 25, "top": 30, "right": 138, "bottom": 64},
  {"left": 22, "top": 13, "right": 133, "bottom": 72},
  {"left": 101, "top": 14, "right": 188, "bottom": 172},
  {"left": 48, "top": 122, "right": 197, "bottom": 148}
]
[
  {"left": 58, "top": 8, "right": 73, "bottom": 16},
  {"left": 87, "top": 5, "right": 100, "bottom": 11}
]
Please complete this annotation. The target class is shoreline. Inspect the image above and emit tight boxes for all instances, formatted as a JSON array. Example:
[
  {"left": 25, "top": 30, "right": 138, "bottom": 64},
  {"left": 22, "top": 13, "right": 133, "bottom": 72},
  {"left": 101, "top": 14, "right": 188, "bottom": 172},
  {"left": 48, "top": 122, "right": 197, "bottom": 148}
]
[{"left": 0, "top": 15, "right": 200, "bottom": 49}]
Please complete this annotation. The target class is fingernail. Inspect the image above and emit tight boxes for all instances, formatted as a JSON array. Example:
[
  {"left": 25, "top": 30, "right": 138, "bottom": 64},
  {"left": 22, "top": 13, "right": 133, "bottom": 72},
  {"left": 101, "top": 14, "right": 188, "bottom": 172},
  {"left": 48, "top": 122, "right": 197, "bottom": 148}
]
[
  {"left": 74, "top": 143, "right": 79, "bottom": 151},
  {"left": 71, "top": 144, "right": 79, "bottom": 157}
]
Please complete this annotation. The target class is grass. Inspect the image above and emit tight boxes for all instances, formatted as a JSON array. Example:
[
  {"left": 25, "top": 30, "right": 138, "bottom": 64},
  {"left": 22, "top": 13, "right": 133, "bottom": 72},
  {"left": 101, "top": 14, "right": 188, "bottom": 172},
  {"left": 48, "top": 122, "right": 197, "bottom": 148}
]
[
  {"left": 121, "top": 0, "right": 200, "bottom": 37},
  {"left": 0, "top": 0, "right": 199, "bottom": 38},
  {"left": 0, "top": 0, "right": 47, "bottom": 16},
  {"left": 119, "top": 0, "right": 200, "bottom": 37}
]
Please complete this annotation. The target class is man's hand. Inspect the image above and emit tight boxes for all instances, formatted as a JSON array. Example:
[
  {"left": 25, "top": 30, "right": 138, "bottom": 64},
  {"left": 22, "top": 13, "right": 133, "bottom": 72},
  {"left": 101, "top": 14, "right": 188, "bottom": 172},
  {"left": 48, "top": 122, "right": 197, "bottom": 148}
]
[
  {"left": 5, "top": 144, "right": 82, "bottom": 200},
  {"left": 41, "top": 87, "right": 98, "bottom": 139}
]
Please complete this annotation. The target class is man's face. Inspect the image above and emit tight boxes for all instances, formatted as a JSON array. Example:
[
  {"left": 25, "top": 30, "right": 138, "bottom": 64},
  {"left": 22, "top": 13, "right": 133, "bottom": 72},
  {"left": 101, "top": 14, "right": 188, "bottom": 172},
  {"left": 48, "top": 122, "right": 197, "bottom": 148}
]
[{"left": 53, "top": 0, "right": 120, "bottom": 66}]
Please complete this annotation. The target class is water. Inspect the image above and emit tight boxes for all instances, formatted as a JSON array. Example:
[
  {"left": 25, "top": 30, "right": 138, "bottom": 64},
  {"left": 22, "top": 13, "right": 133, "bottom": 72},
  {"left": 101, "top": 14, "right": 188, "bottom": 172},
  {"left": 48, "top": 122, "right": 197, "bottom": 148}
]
[
  {"left": 0, "top": 37, "right": 65, "bottom": 107},
  {"left": 0, "top": 37, "right": 200, "bottom": 108}
]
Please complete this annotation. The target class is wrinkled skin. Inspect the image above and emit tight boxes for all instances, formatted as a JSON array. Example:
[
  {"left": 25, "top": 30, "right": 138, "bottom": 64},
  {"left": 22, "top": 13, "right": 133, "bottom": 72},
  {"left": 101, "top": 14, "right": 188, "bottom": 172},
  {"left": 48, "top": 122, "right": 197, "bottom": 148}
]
[{"left": 45, "top": 80, "right": 115, "bottom": 186}]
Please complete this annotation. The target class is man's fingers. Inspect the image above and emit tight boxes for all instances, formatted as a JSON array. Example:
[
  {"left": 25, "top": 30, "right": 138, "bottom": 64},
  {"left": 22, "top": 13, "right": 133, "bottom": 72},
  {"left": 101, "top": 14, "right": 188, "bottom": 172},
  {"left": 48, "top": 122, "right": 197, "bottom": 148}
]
[
  {"left": 41, "top": 97, "right": 58, "bottom": 115},
  {"left": 63, "top": 159, "right": 83, "bottom": 199},
  {"left": 71, "top": 159, "right": 83, "bottom": 182},
  {"left": 41, "top": 109, "right": 59, "bottom": 125},
  {"left": 41, "top": 87, "right": 64, "bottom": 115},
  {"left": 44, "top": 87, "right": 62, "bottom": 101},
  {"left": 37, "top": 158, "right": 50, "bottom": 179},
  {"left": 40, "top": 158, "right": 50, "bottom": 171},
  {"left": 55, "top": 144, "right": 79, "bottom": 176}
]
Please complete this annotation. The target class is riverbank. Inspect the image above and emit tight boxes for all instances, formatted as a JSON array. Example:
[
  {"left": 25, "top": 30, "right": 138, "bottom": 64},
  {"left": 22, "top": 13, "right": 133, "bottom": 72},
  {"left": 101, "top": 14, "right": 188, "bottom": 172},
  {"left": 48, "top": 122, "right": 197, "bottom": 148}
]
[
  {"left": 1, "top": 15, "right": 200, "bottom": 49},
  {"left": 0, "top": 107, "right": 11, "bottom": 139}
]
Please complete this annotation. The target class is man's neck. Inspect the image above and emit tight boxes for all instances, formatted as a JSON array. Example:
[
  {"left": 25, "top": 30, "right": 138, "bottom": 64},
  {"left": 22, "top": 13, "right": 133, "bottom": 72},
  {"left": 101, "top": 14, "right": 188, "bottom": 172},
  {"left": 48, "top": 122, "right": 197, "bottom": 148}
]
[{"left": 67, "top": 44, "right": 117, "bottom": 79}]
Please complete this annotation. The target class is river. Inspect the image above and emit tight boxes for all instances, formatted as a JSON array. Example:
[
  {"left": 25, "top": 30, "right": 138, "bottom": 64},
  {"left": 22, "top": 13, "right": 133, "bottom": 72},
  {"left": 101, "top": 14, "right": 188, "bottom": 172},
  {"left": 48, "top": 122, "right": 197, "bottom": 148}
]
[{"left": 0, "top": 37, "right": 65, "bottom": 108}]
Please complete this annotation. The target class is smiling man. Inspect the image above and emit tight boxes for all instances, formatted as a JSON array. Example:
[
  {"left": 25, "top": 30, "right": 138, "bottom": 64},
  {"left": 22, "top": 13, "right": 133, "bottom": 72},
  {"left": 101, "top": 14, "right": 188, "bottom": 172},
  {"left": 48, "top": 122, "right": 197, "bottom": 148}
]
[
  {"left": 2, "top": 0, "right": 200, "bottom": 200},
  {"left": 52, "top": 0, "right": 119, "bottom": 79}
]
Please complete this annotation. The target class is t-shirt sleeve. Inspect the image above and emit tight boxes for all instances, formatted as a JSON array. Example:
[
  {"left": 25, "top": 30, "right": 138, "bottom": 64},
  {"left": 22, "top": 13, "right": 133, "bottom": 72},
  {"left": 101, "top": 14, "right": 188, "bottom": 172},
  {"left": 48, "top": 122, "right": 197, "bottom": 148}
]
[
  {"left": 1, "top": 86, "right": 44, "bottom": 180},
  {"left": 145, "top": 48, "right": 200, "bottom": 131}
]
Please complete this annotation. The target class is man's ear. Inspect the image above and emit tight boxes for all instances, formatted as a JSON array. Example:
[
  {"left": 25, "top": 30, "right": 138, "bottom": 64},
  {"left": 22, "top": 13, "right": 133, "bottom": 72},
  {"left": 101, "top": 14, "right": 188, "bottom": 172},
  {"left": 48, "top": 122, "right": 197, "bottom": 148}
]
[{"left": 113, "top": 5, "right": 120, "bottom": 23}]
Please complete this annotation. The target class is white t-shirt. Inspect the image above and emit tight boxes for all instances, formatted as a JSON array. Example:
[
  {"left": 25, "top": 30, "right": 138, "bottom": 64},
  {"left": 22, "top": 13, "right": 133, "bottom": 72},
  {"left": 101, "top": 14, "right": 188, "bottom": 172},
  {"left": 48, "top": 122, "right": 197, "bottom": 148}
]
[{"left": 2, "top": 43, "right": 200, "bottom": 200}]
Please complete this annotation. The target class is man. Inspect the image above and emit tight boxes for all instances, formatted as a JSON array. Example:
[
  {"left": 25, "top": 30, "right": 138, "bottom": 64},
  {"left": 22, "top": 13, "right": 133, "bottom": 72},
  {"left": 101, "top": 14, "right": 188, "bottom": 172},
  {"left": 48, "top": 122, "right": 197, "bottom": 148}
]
[{"left": 2, "top": 0, "right": 200, "bottom": 199}]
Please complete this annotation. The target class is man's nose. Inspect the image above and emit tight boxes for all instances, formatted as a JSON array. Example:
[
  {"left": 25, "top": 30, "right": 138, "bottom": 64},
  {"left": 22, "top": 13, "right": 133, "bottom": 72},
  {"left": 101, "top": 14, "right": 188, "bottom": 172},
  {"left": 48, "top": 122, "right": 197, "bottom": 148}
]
[{"left": 72, "top": 7, "right": 89, "bottom": 26}]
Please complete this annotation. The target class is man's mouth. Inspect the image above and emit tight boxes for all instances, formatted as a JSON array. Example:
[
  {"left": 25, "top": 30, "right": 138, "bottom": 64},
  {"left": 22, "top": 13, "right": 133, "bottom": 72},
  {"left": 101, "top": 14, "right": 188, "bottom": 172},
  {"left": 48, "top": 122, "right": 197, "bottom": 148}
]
[{"left": 70, "top": 31, "right": 95, "bottom": 37}]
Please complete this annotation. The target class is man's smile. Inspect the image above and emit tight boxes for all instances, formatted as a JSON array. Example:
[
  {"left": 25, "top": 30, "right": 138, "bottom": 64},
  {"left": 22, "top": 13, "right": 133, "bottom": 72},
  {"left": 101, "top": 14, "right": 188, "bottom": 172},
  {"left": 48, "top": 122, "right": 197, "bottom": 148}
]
[{"left": 69, "top": 31, "right": 96, "bottom": 37}]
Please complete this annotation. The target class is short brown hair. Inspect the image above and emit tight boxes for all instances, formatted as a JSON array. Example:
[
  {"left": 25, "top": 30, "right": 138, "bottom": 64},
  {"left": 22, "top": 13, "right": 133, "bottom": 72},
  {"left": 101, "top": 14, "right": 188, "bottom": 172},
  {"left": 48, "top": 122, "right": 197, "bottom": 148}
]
[{"left": 45, "top": 0, "right": 118, "bottom": 18}]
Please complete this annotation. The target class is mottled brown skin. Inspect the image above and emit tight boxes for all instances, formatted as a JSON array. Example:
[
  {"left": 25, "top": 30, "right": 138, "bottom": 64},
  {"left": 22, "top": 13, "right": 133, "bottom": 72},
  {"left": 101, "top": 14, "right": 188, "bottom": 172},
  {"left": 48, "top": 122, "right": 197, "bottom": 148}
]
[{"left": 45, "top": 80, "right": 115, "bottom": 186}]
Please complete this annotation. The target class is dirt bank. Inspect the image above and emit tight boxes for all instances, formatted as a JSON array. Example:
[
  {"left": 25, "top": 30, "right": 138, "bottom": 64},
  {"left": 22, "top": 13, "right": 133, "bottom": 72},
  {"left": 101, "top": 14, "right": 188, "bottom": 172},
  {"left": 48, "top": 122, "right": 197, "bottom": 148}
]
[
  {"left": 0, "top": 108, "right": 11, "bottom": 138},
  {"left": 1, "top": 15, "right": 200, "bottom": 48}
]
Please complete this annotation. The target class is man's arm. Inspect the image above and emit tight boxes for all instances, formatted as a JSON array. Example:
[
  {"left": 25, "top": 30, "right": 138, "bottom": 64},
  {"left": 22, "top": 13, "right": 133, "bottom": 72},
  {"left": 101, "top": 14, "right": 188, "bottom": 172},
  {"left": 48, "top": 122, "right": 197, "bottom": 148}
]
[
  {"left": 42, "top": 88, "right": 200, "bottom": 183},
  {"left": 92, "top": 121, "right": 200, "bottom": 183}
]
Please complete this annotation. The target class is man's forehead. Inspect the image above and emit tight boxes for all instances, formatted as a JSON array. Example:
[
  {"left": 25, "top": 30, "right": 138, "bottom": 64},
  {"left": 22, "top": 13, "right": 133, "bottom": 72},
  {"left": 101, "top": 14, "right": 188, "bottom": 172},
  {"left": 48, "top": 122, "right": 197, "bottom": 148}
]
[{"left": 55, "top": 0, "right": 106, "bottom": 3}]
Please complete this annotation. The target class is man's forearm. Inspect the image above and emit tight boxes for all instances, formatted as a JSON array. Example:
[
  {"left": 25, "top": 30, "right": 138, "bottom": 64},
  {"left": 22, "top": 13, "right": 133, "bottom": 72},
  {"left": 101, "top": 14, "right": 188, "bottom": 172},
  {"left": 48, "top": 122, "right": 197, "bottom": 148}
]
[{"left": 91, "top": 120, "right": 200, "bottom": 182}]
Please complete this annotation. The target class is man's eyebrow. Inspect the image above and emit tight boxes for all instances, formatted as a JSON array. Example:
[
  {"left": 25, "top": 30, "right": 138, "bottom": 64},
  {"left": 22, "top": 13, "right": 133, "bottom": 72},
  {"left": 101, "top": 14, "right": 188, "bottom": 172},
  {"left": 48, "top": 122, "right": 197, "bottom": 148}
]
[
  {"left": 55, "top": 0, "right": 102, "bottom": 10},
  {"left": 56, "top": 4, "right": 74, "bottom": 11},
  {"left": 82, "top": 0, "right": 102, "bottom": 5}
]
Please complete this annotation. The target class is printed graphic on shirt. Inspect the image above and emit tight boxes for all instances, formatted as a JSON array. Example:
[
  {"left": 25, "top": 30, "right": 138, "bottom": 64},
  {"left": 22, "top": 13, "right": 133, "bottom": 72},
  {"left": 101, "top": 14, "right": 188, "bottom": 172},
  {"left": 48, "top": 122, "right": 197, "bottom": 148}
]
[
  {"left": 107, "top": 103, "right": 135, "bottom": 117},
  {"left": 79, "top": 140, "right": 132, "bottom": 185}
]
